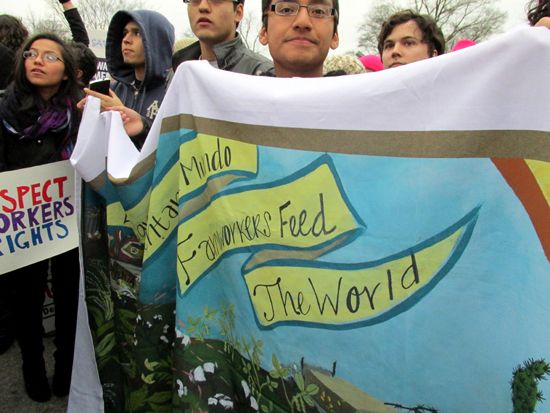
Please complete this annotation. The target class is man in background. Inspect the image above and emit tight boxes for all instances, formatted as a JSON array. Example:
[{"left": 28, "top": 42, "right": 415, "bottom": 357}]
[
  {"left": 173, "top": 0, "right": 272, "bottom": 75},
  {"left": 378, "top": 10, "right": 445, "bottom": 70}
]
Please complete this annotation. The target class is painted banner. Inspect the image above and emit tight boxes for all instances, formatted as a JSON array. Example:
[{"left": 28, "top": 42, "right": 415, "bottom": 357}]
[
  {"left": 0, "top": 161, "right": 78, "bottom": 274},
  {"left": 70, "top": 27, "right": 550, "bottom": 413}
]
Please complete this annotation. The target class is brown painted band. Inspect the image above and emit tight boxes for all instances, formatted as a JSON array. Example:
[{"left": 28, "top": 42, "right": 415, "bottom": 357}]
[{"left": 161, "top": 114, "right": 550, "bottom": 162}]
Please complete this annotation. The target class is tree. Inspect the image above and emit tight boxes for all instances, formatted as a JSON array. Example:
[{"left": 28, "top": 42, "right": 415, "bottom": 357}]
[
  {"left": 239, "top": 9, "right": 269, "bottom": 56},
  {"left": 357, "top": 0, "right": 507, "bottom": 54},
  {"left": 26, "top": 0, "right": 150, "bottom": 36}
]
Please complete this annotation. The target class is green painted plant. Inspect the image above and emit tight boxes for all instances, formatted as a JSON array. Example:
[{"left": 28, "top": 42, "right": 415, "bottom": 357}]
[{"left": 511, "top": 358, "right": 550, "bottom": 413}]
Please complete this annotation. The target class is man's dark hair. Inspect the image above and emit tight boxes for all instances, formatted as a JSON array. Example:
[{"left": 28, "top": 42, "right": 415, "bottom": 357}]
[
  {"left": 261, "top": 0, "right": 339, "bottom": 34},
  {"left": 528, "top": 0, "right": 550, "bottom": 25},
  {"left": 377, "top": 10, "right": 445, "bottom": 57},
  {"left": 71, "top": 41, "right": 98, "bottom": 86},
  {"left": 0, "top": 14, "right": 29, "bottom": 53},
  {"left": 0, "top": 43, "right": 15, "bottom": 90}
]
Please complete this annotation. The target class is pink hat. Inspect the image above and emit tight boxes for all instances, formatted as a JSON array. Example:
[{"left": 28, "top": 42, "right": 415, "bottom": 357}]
[
  {"left": 451, "top": 39, "right": 477, "bottom": 52},
  {"left": 359, "top": 54, "right": 384, "bottom": 72}
]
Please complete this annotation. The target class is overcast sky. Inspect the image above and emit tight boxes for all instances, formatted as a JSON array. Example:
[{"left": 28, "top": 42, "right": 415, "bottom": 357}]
[{"left": 1, "top": 0, "right": 530, "bottom": 53}]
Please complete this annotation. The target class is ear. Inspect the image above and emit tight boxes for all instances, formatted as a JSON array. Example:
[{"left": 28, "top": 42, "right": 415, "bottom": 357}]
[
  {"left": 259, "top": 26, "right": 268, "bottom": 46},
  {"left": 431, "top": 49, "right": 439, "bottom": 57},
  {"left": 234, "top": 3, "right": 244, "bottom": 24},
  {"left": 76, "top": 69, "right": 83, "bottom": 80},
  {"left": 330, "top": 31, "right": 339, "bottom": 50}
]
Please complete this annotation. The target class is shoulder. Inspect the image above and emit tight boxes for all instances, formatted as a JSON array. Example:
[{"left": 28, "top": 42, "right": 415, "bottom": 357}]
[
  {"left": 221, "top": 36, "right": 274, "bottom": 75},
  {"left": 172, "top": 41, "right": 202, "bottom": 71}
]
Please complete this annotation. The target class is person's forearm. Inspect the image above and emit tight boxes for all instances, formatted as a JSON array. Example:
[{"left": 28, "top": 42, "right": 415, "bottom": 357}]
[
  {"left": 62, "top": 3, "right": 90, "bottom": 46},
  {"left": 129, "top": 116, "right": 151, "bottom": 150}
]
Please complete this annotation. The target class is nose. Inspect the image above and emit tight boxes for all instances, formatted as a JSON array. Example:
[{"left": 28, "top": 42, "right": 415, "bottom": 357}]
[
  {"left": 198, "top": 0, "right": 211, "bottom": 11},
  {"left": 123, "top": 32, "right": 132, "bottom": 44},
  {"left": 33, "top": 53, "right": 45, "bottom": 65},
  {"left": 391, "top": 46, "right": 403, "bottom": 59},
  {"left": 292, "top": 5, "right": 313, "bottom": 30}
]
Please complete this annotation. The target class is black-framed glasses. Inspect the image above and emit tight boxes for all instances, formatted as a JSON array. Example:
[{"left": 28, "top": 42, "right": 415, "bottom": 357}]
[
  {"left": 183, "top": 0, "right": 239, "bottom": 5},
  {"left": 270, "top": 2, "right": 336, "bottom": 18},
  {"left": 22, "top": 49, "right": 64, "bottom": 64}
]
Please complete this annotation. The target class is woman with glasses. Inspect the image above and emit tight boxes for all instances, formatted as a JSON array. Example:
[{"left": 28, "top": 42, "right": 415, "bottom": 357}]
[{"left": 0, "top": 33, "right": 82, "bottom": 402}]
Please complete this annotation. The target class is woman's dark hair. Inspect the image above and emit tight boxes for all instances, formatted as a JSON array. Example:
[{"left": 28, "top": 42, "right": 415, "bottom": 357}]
[
  {"left": 0, "top": 14, "right": 29, "bottom": 52},
  {"left": 377, "top": 10, "right": 446, "bottom": 57},
  {"left": 1, "top": 33, "right": 82, "bottom": 127},
  {"left": 528, "top": 0, "right": 550, "bottom": 25}
]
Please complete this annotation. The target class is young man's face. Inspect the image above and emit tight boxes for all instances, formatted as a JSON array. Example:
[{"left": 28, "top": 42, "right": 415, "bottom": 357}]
[
  {"left": 259, "top": 0, "right": 339, "bottom": 77},
  {"left": 381, "top": 20, "right": 436, "bottom": 69},
  {"left": 121, "top": 21, "right": 145, "bottom": 68},
  {"left": 187, "top": 0, "right": 243, "bottom": 46}
]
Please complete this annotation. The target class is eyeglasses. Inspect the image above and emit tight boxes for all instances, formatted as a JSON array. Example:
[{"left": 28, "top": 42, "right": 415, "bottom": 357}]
[
  {"left": 23, "top": 49, "right": 64, "bottom": 64},
  {"left": 183, "top": 0, "right": 239, "bottom": 5},
  {"left": 270, "top": 2, "right": 337, "bottom": 19}
]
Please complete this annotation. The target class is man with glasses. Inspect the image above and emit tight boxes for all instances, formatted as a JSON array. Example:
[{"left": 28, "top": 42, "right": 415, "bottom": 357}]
[
  {"left": 172, "top": 0, "right": 273, "bottom": 75},
  {"left": 259, "top": 0, "right": 339, "bottom": 77}
]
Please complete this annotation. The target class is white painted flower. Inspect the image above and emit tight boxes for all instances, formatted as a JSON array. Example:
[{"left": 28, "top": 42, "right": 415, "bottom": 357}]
[
  {"left": 209, "top": 394, "right": 233, "bottom": 410},
  {"left": 145, "top": 321, "right": 152, "bottom": 328},
  {"left": 160, "top": 335, "right": 169, "bottom": 344},
  {"left": 203, "top": 362, "right": 216, "bottom": 373},
  {"left": 153, "top": 314, "right": 163, "bottom": 321},
  {"left": 163, "top": 324, "right": 169, "bottom": 333},
  {"left": 241, "top": 380, "right": 250, "bottom": 398},
  {"left": 219, "top": 396, "right": 234, "bottom": 410},
  {"left": 175, "top": 329, "right": 191, "bottom": 346},
  {"left": 136, "top": 315, "right": 142, "bottom": 322},
  {"left": 193, "top": 366, "right": 206, "bottom": 382},
  {"left": 176, "top": 379, "right": 187, "bottom": 398},
  {"left": 250, "top": 396, "right": 258, "bottom": 411}
]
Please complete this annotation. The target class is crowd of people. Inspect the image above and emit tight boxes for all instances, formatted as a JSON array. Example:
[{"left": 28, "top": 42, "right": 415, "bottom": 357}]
[{"left": 0, "top": 0, "right": 547, "bottom": 406}]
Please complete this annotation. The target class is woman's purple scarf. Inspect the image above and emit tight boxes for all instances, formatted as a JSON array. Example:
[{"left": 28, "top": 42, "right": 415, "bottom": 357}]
[{"left": 3, "top": 98, "right": 75, "bottom": 160}]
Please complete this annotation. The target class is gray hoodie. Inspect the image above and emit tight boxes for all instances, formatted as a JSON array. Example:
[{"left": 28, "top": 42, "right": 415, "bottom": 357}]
[{"left": 106, "top": 10, "right": 175, "bottom": 148}]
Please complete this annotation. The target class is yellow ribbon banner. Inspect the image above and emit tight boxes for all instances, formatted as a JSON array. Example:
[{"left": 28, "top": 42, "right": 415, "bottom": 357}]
[
  {"left": 245, "top": 208, "right": 478, "bottom": 326},
  {"left": 176, "top": 156, "right": 362, "bottom": 295},
  {"left": 107, "top": 133, "right": 258, "bottom": 262}
]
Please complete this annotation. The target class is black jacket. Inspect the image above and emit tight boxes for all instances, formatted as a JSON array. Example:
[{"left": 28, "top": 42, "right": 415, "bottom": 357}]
[{"left": 0, "top": 106, "right": 81, "bottom": 172}]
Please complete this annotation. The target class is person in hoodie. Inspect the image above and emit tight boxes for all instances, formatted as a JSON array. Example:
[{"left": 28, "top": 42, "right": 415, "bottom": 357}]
[{"left": 83, "top": 10, "right": 175, "bottom": 149}]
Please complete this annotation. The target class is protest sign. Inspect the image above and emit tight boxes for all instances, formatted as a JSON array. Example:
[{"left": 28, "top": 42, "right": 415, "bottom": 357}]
[{"left": 0, "top": 161, "right": 78, "bottom": 274}]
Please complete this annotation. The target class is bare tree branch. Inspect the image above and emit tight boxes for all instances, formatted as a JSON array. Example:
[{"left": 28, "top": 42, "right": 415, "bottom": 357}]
[
  {"left": 25, "top": 0, "right": 151, "bottom": 35},
  {"left": 239, "top": 9, "right": 268, "bottom": 56}
]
